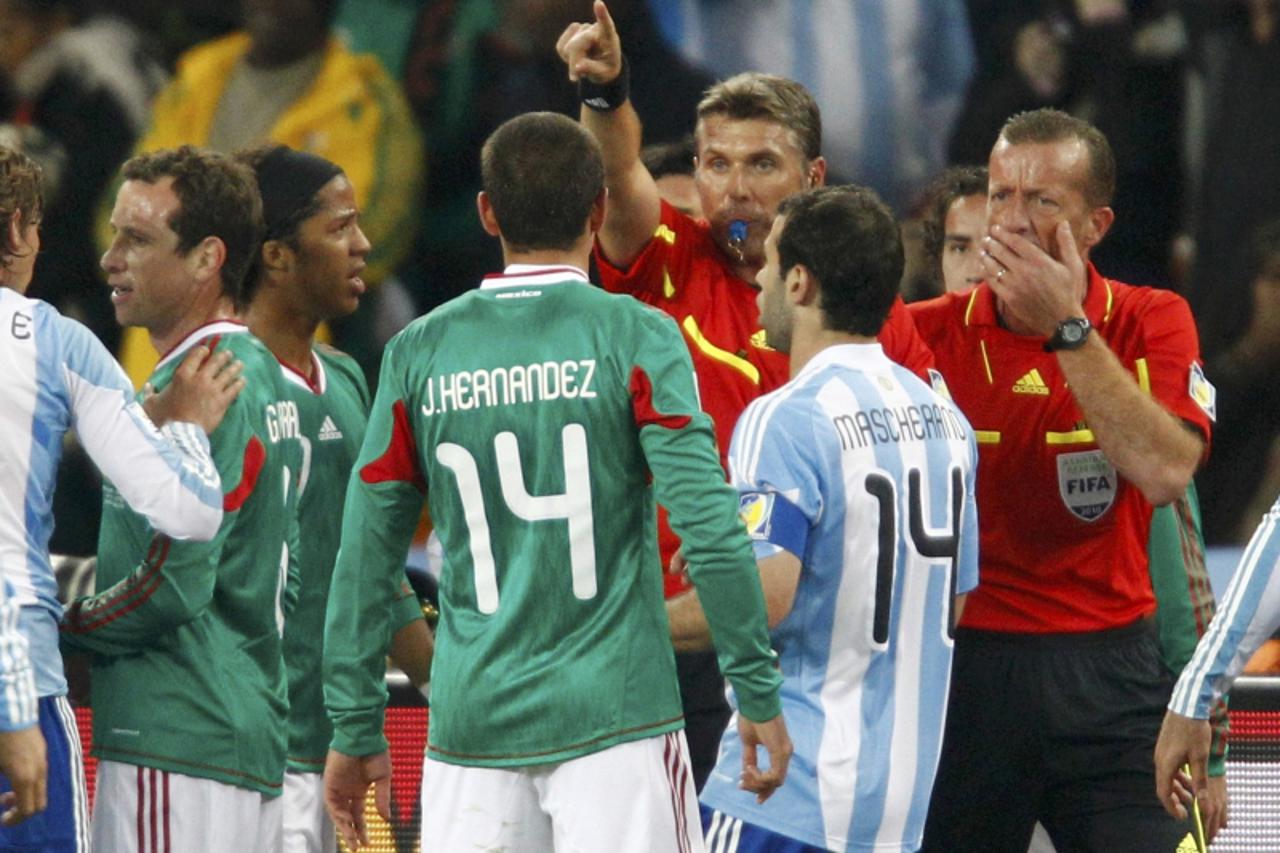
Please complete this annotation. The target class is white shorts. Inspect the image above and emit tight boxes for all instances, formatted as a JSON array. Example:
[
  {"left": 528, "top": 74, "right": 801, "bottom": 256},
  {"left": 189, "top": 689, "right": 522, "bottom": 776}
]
[
  {"left": 91, "top": 760, "right": 283, "bottom": 853},
  {"left": 283, "top": 771, "right": 336, "bottom": 853},
  {"left": 420, "top": 730, "right": 702, "bottom": 853}
]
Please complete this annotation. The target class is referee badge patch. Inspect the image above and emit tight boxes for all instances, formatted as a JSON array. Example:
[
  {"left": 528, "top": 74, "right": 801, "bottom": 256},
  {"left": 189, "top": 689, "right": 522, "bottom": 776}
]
[
  {"left": 1188, "top": 362, "right": 1216, "bottom": 422},
  {"left": 739, "top": 492, "right": 774, "bottom": 540},
  {"left": 1057, "top": 450, "right": 1117, "bottom": 522}
]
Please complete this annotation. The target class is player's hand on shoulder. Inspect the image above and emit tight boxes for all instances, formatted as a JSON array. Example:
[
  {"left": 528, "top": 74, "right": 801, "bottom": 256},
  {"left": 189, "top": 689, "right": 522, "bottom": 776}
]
[
  {"left": 556, "top": 0, "right": 623, "bottom": 84},
  {"left": 324, "top": 748, "right": 391, "bottom": 850},
  {"left": 738, "top": 712, "right": 793, "bottom": 804},
  {"left": 0, "top": 724, "right": 46, "bottom": 825},
  {"left": 143, "top": 344, "right": 246, "bottom": 434}
]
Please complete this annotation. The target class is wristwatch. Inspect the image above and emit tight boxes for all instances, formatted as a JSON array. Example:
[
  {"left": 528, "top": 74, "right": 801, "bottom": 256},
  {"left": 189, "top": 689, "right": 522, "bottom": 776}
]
[{"left": 1044, "top": 317, "right": 1092, "bottom": 352}]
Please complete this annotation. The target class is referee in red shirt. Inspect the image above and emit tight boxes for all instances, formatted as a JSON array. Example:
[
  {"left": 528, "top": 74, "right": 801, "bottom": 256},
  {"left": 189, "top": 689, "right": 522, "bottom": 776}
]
[{"left": 911, "top": 109, "right": 1215, "bottom": 852}]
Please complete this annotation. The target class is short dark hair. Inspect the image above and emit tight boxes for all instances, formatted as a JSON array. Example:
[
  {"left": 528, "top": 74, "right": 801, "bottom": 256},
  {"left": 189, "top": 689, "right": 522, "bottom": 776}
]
[
  {"left": 641, "top": 136, "right": 696, "bottom": 180},
  {"left": 777, "top": 185, "right": 902, "bottom": 336},
  {"left": 480, "top": 112, "right": 604, "bottom": 252},
  {"left": 0, "top": 146, "right": 42, "bottom": 271},
  {"left": 697, "top": 73, "right": 821, "bottom": 161},
  {"left": 921, "top": 165, "right": 988, "bottom": 273},
  {"left": 998, "top": 108, "right": 1115, "bottom": 207},
  {"left": 121, "top": 145, "right": 264, "bottom": 308}
]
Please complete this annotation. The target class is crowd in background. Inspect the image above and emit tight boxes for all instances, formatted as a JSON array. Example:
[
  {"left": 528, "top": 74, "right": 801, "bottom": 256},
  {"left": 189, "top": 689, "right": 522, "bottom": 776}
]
[{"left": 3, "top": 0, "right": 1278, "bottom": 551}]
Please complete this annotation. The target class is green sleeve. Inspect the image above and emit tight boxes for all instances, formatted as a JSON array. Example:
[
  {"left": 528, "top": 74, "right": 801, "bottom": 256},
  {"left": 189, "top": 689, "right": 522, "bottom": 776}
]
[
  {"left": 1149, "top": 480, "right": 1228, "bottom": 776},
  {"left": 633, "top": 311, "right": 782, "bottom": 723},
  {"left": 282, "top": 484, "right": 303, "bottom": 620},
  {"left": 61, "top": 401, "right": 257, "bottom": 656},
  {"left": 389, "top": 575, "right": 425, "bottom": 636},
  {"left": 323, "top": 338, "right": 426, "bottom": 756}
]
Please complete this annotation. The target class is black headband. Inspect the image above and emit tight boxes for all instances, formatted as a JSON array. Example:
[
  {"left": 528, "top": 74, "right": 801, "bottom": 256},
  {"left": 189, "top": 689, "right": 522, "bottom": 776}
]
[{"left": 255, "top": 146, "right": 343, "bottom": 239}]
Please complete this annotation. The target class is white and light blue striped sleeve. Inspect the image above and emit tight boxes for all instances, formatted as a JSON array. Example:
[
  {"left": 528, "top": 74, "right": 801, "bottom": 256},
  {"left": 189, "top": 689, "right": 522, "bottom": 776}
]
[
  {"left": 1169, "top": 497, "right": 1280, "bottom": 719},
  {"left": 0, "top": 577, "right": 37, "bottom": 731},
  {"left": 53, "top": 311, "right": 224, "bottom": 541},
  {"left": 728, "top": 387, "right": 823, "bottom": 560},
  {"left": 955, "top": 432, "right": 980, "bottom": 595}
]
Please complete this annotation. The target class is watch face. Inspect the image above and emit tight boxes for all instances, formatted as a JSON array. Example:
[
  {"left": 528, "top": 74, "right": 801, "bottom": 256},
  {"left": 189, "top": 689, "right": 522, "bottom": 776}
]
[{"left": 1063, "top": 323, "right": 1084, "bottom": 342}]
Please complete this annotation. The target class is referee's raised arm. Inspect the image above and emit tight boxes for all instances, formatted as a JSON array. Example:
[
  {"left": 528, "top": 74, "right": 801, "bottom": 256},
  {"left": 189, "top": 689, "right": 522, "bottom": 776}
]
[{"left": 556, "top": 0, "right": 662, "bottom": 269}]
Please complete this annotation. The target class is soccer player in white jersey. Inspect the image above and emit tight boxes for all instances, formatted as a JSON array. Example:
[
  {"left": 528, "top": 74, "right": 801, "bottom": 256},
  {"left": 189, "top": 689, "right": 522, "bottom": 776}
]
[
  {"left": 668, "top": 185, "right": 980, "bottom": 852},
  {"left": 1156, "top": 494, "right": 1280, "bottom": 823},
  {"left": 0, "top": 146, "right": 240, "bottom": 850}
]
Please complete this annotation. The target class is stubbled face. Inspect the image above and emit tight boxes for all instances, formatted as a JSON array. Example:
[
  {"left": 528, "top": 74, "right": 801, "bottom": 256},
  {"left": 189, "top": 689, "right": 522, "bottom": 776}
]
[
  {"left": 695, "top": 116, "right": 816, "bottom": 271},
  {"left": 986, "top": 137, "right": 1101, "bottom": 261},
  {"left": 941, "top": 193, "right": 987, "bottom": 293},
  {"left": 755, "top": 214, "right": 794, "bottom": 353},
  {"left": 101, "top": 178, "right": 199, "bottom": 339},
  {"left": 289, "top": 174, "right": 370, "bottom": 321}
]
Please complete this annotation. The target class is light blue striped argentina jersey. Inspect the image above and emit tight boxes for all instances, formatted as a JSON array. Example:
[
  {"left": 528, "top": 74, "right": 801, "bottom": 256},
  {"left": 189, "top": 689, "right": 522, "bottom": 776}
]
[
  {"left": 1170, "top": 494, "right": 1280, "bottom": 719},
  {"left": 0, "top": 288, "right": 221, "bottom": 714},
  {"left": 701, "top": 343, "right": 979, "bottom": 852}
]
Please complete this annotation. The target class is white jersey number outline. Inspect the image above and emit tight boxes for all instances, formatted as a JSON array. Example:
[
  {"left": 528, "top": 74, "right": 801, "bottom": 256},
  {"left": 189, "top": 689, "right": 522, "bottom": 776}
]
[{"left": 437, "top": 423, "right": 596, "bottom": 614}]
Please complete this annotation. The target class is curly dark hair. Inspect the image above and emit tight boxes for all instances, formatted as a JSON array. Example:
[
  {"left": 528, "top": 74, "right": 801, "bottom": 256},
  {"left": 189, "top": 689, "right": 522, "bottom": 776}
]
[{"left": 0, "top": 146, "right": 43, "bottom": 272}]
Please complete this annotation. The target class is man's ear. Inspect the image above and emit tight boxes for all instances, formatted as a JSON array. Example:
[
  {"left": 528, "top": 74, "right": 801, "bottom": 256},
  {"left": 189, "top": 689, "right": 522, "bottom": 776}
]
[
  {"left": 807, "top": 157, "right": 828, "bottom": 189},
  {"left": 188, "top": 235, "right": 227, "bottom": 284},
  {"left": 588, "top": 187, "right": 608, "bottom": 236},
  {"left": 1081, "top": 205, "right": 1115, "bottom": 250},
  {"left": 262, "top": 239, "right": 293, "bottom": 275},
  {"left": 787, "top": 263, "right": 819, "bottom": 306},
  {"left": 476, "top": 191, "right": 501, "bottom": 238}
]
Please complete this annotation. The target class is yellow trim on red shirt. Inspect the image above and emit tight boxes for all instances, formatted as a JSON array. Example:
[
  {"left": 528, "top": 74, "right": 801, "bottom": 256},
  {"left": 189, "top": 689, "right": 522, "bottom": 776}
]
[
  {"left": 681, "top": 316, "right": 760, "bottom": 384},
  {"left": 1135, "top": 357, "right": 1151, "bottom": 394},
  {"left": 1045, "top": 429, "right": 1096, "bottom": 444}
]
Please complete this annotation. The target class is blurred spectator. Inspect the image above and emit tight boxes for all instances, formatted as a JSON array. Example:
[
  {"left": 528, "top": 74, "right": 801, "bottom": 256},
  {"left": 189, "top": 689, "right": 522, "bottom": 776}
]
[
  {"left": 645, "top": 0, "right": 974, "bottom": 212},
  {"left": 1197, "top": 219, "right": 1280, "bottom": 545},
  {"left": 109, "top": 0, "right": 423, "bottom": 385},
  {"left": 401, "top": 0, "right": 712, "bottom": 313},
  {"left": 334, "top": 0, "right": 421, "bottom": 79},
  {"left": 1183, "top": 3, "right": 1280, "bottom": 359},
  {"left": 0, "top": 0, "right": 165, "bottom": 353},
  {"left": 910, "top": 164, "right": 988, "bottom": 300},
  {"left": 641, "top": 135, "right": 700, "bottom": 219},
  {"left": 951, "top": 0, "right": 1188, "bottom": 290}
]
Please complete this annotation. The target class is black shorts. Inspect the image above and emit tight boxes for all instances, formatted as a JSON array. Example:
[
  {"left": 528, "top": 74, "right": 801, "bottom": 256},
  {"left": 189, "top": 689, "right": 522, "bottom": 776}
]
[
  {"left": 676, "top": 649, "right": 731, "bottom": 791},
  {"left": 921, "top": 619, "right": 1198, "bottom": 853}
]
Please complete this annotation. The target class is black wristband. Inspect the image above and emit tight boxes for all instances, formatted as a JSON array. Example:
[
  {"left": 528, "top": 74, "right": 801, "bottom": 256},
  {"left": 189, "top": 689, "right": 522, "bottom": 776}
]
[{"left": 580, "top": 55, "right": 630, "bottom": 112}]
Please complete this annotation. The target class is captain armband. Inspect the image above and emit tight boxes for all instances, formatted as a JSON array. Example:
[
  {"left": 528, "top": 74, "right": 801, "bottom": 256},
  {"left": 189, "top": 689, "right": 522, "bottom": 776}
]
[{"left": 739, "top": 491, "right": 809, "bottom": 558}]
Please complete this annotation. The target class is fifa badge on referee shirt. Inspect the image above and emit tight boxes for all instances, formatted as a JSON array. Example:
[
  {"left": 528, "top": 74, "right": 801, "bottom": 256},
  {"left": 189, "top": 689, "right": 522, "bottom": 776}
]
[
  {"left": 1188, "top": 362, "right": 1216, "bottom": 422},
  {"left": 1057, "top": 450, "right": 1117, "bottom": 522}
]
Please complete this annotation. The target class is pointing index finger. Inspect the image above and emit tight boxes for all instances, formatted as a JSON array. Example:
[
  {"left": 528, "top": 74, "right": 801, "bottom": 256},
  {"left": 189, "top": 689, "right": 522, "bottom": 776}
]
[{"left": 594, "top": 0, "right": 617, "bottom": 39}]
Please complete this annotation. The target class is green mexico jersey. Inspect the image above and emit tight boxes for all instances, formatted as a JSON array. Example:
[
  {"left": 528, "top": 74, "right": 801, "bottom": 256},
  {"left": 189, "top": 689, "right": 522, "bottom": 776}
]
[
  {"left": 280, "top": 346, "right": 420, "bottom": 772},
  {"left": 63, "top": 322, "right": 300, "bottom": 795},
  {"left": 324, "top": 266, "right": 781, "bottom": 767}
]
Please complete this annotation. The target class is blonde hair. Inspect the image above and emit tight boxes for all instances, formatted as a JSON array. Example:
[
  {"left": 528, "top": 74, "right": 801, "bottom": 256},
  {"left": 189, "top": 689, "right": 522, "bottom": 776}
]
[{"left": 696, "top": 73, "right": 822, "bottom": 161}]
